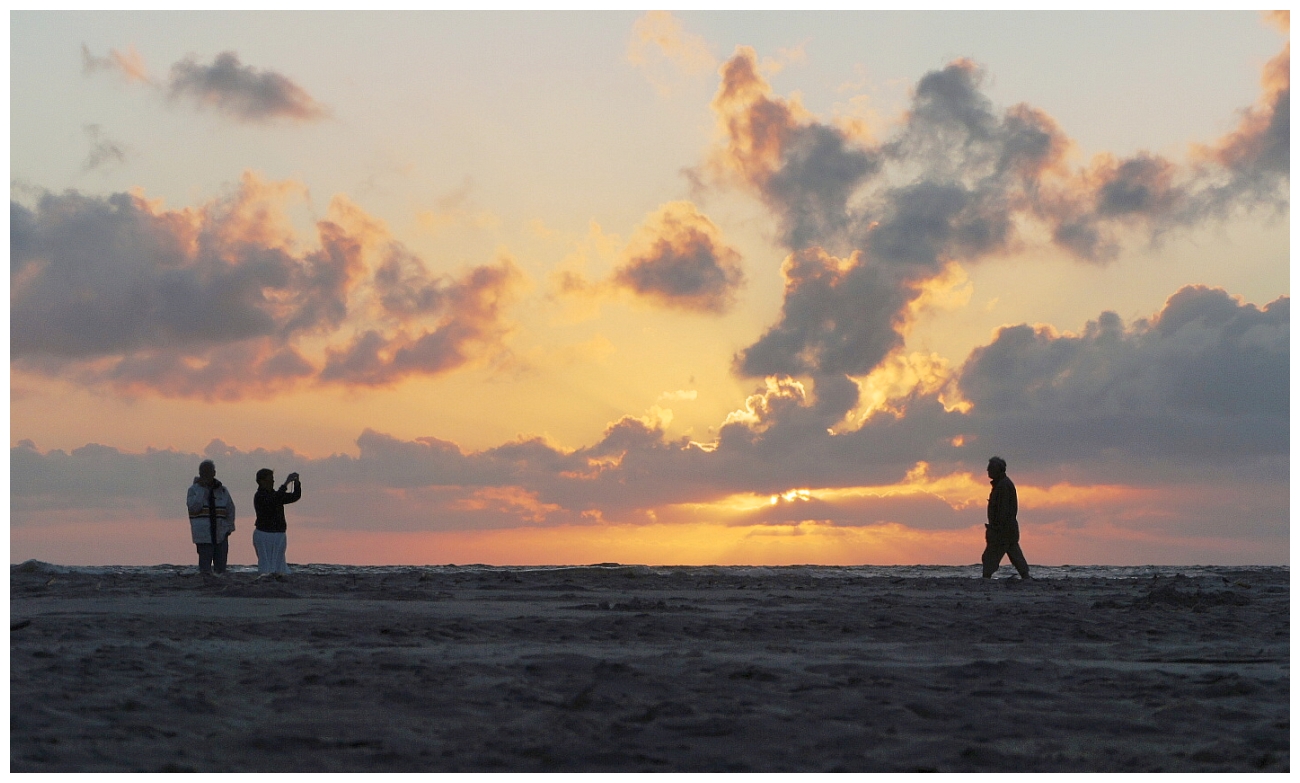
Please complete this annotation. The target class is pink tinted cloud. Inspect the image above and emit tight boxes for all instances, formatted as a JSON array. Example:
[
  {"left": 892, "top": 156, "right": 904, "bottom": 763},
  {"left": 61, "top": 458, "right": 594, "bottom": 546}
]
[
  {"left": 627, "top": 11, "right": 716, "bottom": 97},
  {"left": 1198, "top": 40, "right": 1289, "bottom": 195},
  {"left": 319, "top": 257, "right": 526, "bottom": 386},
  {"left": 81, "top": 44, "right": 152, "bottom": 84},
  {"left": 11, "top": 173, "right": 525, "bottom": 399},
  {"left": 612, "top": 201, "right": 745, "bottom": 313},
  {"left": 553, "top": 202, "right": 745, "bottom": 315}
]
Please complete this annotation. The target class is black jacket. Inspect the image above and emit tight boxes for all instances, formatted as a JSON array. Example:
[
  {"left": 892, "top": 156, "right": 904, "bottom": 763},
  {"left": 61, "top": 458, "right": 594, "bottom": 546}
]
[
  {"left": 254, "top": 482, "right": 301, "bottom": 533},
  {"left": 986, "top": 474, "right": 1018, "bottom": 533}
]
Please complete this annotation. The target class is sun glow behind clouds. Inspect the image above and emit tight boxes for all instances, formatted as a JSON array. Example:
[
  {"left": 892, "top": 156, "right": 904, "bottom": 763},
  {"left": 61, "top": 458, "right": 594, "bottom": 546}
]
[
  {"left": 294, "top": 520, "right": 978, "bottom": 567},
  {"left": 649, "top": 462, "right": 1148, "bottom": 532},
  {"left": 9, "top": 12, "right": 1288, "bottom": 567},
  {"left": 683, "top": 462, "right": 985, "bottom": 521}
]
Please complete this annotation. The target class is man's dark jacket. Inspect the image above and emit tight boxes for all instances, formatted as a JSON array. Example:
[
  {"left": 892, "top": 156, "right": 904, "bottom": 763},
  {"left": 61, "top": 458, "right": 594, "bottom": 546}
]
[{"left": 986, "top": 474, "right": 1019, "bottom": 542}]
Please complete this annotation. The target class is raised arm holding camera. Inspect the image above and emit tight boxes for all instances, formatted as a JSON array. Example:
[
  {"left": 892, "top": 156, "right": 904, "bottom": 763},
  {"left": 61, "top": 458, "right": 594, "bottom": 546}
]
[{"left": 253, "top": 468, "right": 301, "bottom": 580}]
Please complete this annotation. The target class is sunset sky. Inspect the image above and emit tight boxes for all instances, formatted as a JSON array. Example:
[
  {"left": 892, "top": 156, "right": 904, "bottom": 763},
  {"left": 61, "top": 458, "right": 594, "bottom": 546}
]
[{"left": 10, "top": 11, "right": 1290, "bottom": 567}]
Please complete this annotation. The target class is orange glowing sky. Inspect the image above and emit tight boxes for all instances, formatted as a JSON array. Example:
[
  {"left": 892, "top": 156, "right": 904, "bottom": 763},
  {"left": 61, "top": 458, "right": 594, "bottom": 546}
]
[{"left": 10, "top": 11, "right": 1290, "bottom": 566}]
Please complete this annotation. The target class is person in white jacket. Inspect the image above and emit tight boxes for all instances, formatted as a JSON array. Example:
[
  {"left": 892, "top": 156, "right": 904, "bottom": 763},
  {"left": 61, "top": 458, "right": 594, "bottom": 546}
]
[{"left": 186, "top": 459, "right": 236, "bottom": 576}]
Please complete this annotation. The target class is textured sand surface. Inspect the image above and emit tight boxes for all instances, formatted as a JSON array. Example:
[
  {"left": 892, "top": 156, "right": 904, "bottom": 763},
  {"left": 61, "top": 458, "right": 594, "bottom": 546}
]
[{"left": 10, "top": 563, "right": 1289, "bottom": 772}]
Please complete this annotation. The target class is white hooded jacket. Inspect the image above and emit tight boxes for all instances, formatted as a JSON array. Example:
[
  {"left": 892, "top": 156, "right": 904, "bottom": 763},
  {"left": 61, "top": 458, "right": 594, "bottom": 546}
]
[{"left": 186, "top": 479, "right": 236, "bottom": 545}]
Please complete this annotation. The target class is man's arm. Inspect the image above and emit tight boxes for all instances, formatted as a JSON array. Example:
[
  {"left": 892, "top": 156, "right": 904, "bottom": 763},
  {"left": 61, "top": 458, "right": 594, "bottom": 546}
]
[
  {"left": 990, "top": 481, "right": 1017, "bottom": 527},
  {"left": 186, "top": 483, "right": 204, "bottom": 516}
]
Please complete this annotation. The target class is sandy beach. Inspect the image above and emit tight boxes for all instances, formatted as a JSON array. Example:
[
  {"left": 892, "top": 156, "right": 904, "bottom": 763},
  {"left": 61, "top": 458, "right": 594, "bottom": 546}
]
[{"left": 10, "top": 561, "right": 1289, "bottom": 772}]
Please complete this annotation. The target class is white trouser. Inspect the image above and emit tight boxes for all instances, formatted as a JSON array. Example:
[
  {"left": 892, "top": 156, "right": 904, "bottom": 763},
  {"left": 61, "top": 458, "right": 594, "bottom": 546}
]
[{"left": 252, "top": 529, "right": 290, "bottom": 574}]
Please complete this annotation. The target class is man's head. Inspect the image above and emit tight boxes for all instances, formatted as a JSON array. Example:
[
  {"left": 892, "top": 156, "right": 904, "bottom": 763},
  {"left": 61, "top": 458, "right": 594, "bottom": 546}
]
[
  {"left": 987, "top": 456, "right": 1007, "bottom": 479},
  {"left": 198, "top": 460, "right": 216, "bottom": 482},
  {"left": 256, "top": 468, "right": 275, "bottom": 489}
]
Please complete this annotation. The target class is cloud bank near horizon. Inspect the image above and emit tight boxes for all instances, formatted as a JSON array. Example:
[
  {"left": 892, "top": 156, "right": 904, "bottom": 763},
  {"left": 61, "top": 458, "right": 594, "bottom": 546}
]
[{"left": 13, "top": 282, "right": 1287, "bottom": 549}]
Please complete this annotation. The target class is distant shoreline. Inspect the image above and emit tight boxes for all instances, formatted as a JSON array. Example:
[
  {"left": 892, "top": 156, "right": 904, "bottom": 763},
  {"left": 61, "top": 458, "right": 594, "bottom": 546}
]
[{"left": 11, "top": 559, "right": 1289, "bottom": 573}]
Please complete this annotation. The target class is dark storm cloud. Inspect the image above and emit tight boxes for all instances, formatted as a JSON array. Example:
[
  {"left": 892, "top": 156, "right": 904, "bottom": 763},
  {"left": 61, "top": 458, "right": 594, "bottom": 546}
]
[
  {"left": 167, "top": 51, "right": 328, "bottom": 122},
  {"left": 611, "top": 202, "right": 745, "bottom": 313}
]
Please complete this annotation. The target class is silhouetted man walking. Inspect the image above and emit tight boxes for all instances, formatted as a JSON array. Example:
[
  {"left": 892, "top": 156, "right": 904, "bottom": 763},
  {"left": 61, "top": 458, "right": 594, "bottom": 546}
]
[{"left": 982, "top": 456, "right": 1030, "bottom": 580}]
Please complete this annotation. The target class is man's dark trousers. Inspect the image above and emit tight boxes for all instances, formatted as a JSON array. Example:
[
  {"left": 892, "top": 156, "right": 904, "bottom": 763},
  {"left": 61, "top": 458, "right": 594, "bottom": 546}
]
[
  {"left": 982, "top": 526, "right": 1029, "bottom": 578},
  {"left": 197, "top": 540, "right": 229, "bottom": 575}
]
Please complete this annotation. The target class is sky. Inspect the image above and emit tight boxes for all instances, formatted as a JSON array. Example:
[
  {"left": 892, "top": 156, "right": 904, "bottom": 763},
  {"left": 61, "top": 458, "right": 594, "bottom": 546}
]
[{"left": 9, "top": 10, "right": 1290, "bottom": 567}]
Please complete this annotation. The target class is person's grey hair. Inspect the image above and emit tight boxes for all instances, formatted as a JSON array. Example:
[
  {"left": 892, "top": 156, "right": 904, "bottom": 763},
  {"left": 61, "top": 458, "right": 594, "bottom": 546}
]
[
  {"left": 199, "top": 459, "right": 216, "bottom": 472},
  {"left": 988, "top": 456, "right": 1007, "bottom": 472}
]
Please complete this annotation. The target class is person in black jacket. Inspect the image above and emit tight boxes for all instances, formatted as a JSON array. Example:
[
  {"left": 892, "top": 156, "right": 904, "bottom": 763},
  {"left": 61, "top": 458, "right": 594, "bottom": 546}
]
[
  {"left": 981, "top": 456, "right": 1031, "bottom": 580},
  {"left": 253, "top": 468, "right": 301, "bottom": 580}
]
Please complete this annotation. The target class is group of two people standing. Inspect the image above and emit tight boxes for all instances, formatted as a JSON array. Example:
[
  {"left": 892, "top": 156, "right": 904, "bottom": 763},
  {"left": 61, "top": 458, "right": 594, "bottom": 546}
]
[{"left": 185, "top": 460, "right": 301, "bottom": 578}]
